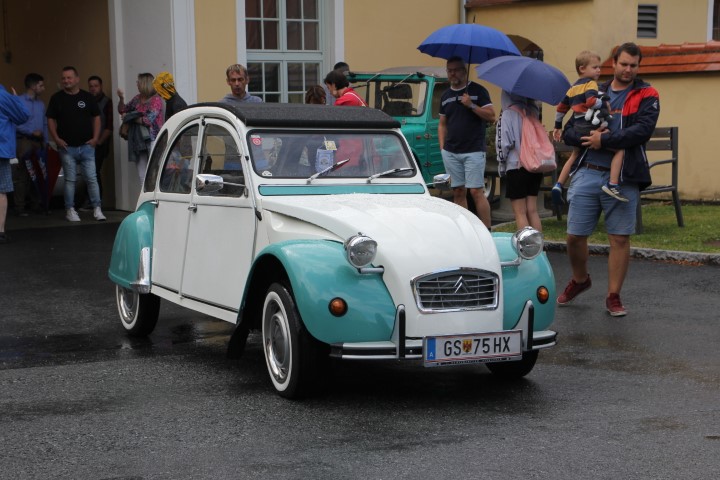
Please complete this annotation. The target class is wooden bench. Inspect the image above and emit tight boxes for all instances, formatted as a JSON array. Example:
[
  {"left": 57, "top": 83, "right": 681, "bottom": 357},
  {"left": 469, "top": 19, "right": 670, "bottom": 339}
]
[{"left": 546, "top": 127, "right": 683, "bottom": 233}]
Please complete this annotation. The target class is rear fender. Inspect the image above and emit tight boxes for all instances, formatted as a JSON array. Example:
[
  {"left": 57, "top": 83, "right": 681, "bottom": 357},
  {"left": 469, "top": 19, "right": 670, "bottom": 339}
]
[{"left": 108, "top": 202, "right": 155, "bottom": 292}]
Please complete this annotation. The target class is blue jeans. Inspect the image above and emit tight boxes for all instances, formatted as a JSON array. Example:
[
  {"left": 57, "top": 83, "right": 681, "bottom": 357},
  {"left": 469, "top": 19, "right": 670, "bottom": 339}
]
[{"left": 59, "top": 144, "right": 101, "bottom": 209}]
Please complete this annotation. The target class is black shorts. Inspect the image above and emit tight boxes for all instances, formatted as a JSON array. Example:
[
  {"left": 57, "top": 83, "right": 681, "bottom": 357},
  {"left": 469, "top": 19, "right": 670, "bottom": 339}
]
[{"left": 505, "top": 168, "right": 544, "bottom": 199}]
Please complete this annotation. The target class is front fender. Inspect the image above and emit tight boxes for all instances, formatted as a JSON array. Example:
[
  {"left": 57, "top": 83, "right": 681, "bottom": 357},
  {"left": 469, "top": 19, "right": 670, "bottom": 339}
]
[
  {"left": 108, "top": 202, "right": 155, "bottom": 290},
  {"left": 255, "top": 240, "right": 397, "bottom": 344},
  {"left": 493, "top": 232, "right": 556, "bottom": 331}
]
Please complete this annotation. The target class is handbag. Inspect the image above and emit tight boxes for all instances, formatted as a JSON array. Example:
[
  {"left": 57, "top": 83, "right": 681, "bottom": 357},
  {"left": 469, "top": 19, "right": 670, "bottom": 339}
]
[{"left": 119, "top": 121, "right": 130, "bottom": 140}]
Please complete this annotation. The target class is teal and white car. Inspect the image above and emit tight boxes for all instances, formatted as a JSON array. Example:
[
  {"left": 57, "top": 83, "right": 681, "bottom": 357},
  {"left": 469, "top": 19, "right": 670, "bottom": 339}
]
[{"left": 108, "top": 103, "right": 557, "bottom": 398}]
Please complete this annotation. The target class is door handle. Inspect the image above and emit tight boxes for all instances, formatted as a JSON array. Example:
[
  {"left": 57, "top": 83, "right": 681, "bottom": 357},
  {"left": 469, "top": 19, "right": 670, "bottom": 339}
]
[{"left": 188, "top": 203, "right": 197, "bottom": 212}]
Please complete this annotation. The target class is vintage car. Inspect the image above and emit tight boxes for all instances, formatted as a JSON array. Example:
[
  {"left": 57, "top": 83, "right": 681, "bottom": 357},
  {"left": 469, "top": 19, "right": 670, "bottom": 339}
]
[{"left": 108, "top": 103, "right": 557, "bottom": 398}]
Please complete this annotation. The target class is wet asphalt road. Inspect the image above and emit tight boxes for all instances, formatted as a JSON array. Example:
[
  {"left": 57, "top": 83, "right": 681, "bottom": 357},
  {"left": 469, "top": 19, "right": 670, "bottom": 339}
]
[{"left": 1, "top": 223, "right": 719, "bottom": 479}]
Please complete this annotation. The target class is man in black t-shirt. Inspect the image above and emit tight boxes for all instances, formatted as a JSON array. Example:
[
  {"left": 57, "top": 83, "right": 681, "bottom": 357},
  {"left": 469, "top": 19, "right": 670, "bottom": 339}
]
[
  {"left": 46, "top": 66, "right": 105, "bottom": 222},
  {"left": 438, "top": 56, "right": 496, "bottom": 228}
]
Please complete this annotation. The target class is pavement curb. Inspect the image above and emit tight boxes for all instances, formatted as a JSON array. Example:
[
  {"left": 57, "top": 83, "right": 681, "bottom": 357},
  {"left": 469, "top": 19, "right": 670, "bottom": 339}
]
[{"left": 545, "top": 240, "right": 720, "bottom": 266}]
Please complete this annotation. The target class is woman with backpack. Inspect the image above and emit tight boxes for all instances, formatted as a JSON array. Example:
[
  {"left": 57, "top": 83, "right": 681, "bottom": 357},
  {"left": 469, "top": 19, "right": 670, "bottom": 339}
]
[{"left": 495, "top": 91, "right": 547, "bottom": 231}]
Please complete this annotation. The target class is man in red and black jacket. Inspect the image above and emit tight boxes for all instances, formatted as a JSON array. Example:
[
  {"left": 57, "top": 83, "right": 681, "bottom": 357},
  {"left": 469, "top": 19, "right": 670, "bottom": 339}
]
[{"left": 557, "top": 42, "right": 660, "bottom": 318}]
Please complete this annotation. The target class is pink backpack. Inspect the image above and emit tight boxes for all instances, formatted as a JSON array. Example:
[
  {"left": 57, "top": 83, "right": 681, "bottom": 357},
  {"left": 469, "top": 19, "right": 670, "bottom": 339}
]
[{"left": 510, "top": 105, "right": 557, "bottom": 173}]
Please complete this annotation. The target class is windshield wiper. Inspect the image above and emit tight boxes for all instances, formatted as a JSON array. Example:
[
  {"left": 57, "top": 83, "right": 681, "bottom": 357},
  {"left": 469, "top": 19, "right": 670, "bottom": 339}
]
[
  {"left": 306, "top": 158, "right": 351, "bottom": 184},
  {"left": 366, "top": 167, "right": 415, "bottom": 183}
]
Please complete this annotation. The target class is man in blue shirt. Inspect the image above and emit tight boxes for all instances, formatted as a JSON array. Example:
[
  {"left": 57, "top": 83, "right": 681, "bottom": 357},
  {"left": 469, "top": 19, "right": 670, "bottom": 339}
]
[
  {"left": 0, "top": 84, "right": 30, "bottom": 243},
  {"left": 13, "top": 73, "right": 47, "bottom": 216}
]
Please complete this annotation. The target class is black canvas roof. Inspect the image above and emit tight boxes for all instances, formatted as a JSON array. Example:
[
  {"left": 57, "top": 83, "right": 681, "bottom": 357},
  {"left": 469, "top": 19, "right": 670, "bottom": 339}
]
[{"left": 193, "top": 102, "right": 401, "bottom": 129}]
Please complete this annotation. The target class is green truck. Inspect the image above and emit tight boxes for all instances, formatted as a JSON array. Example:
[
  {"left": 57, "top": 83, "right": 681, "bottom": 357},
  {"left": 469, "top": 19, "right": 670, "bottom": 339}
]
[{"left": 348, "top": 67, "right": 497, "bottom": 201}]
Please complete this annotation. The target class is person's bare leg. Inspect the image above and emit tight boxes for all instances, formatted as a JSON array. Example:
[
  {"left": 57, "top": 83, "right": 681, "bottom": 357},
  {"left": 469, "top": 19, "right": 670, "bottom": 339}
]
[
  {"left": 510, "top": 198, "right": 528, "bottom": 229},
  {"left": 525, "top": 196, "right": 542, "bottom": 231},
  {"left": 607, "top": 233, "right": 630, "bottom": 294},
  {"left": 469, "top": 187, "right": 491, "bottom": 228},
  {"left": 0, "top": 193, "right": 7, "bottom": 232},
  {"left": 452, "top": 186, "right": 468, "bottom": 209},
  {"left": 567, "top": 233, "right": 589, "bottom": 283}
]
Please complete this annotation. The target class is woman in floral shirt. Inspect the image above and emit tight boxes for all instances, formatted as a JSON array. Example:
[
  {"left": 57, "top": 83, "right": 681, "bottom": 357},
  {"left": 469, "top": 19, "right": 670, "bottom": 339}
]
[{"left": 117, "top": 72, "right": 164, "bottom": 183}]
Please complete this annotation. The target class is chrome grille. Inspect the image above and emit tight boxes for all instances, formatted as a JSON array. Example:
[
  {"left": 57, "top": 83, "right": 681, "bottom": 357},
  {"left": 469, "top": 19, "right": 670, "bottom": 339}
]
[{"left": 412, "top": 269, "right": 499, "bottom": 312}]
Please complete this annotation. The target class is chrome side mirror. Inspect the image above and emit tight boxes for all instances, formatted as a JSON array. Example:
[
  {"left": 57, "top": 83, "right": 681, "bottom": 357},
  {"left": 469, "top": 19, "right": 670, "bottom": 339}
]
[
  {"left": 433, "top": 173, "right": 451, "bottom": 191},
  {"left": 196, "top": 174, "right": 224, "bottom": 194}
]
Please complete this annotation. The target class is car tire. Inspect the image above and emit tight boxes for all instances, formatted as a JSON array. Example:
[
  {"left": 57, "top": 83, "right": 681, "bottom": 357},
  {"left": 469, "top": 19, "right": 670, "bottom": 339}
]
[
  {"left": 115, "top": 284, "right": 161, "bottom": 337},
  {"left": 262, "top": 282, "right": 325, "bottom": 399},
  {"left": 486, "top": 349, "right": 539, "bottom": 379}
]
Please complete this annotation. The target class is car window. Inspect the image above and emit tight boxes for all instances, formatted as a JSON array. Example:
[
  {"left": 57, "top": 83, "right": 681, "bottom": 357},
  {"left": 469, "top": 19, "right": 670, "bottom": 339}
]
[
  {"left": 249, "top": 131, "right": 415, "bottom": 179},
  {"left": 197, "top": 123, "right": 245, "bottom": 197},
  {"left": 431, "top": 82, "right": 449, "bottom": 119},
  {"left": 351, "top": 80, "right": 425, "bottom": 117},
  {"left": 143, "top": 130, "right": 168, "bottom": 192},
  {"left": 159, "top": 124, "right": 199, "bottom": 194}
]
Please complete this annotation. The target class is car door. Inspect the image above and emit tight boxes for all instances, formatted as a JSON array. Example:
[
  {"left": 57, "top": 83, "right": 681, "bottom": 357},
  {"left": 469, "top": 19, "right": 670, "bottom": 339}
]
[
  {"left": 179, "top": 120, "right": 256, "bottom": 317},
  {"left": 423, "top": 79, "right": 449, "bottom": 178},
  {"left": 151, "top": 122, "right": 200, "bottom": 294}
]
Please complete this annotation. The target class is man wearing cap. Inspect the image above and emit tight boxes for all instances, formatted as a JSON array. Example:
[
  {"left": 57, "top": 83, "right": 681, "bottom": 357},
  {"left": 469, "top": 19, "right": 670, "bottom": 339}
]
[{"left": 153, "top": 72, "right": 187, "bottom": 121}]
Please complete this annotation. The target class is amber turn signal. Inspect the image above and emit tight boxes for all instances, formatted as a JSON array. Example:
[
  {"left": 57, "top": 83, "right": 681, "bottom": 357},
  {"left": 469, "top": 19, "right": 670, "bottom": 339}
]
[
  {"left": 536, "top": 286, "right": 550, "bottom": 304},
  {"left": 328, "top": 297, "right": 348, "bottom": 317}
]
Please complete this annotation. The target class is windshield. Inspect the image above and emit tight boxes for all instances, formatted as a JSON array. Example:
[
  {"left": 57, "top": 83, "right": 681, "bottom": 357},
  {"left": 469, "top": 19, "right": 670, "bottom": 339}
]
[
  {"left": 349, "top": 80, "right": 427, "bottom": 117},
  {"left": 248, "top": 131, "right": 416, "bottom": 179}
]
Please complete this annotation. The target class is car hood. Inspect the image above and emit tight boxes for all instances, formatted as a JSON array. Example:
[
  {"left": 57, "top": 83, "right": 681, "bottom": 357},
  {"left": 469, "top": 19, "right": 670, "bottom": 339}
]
[{"left": 261, "top": 193, "right": 499, "bottom": 273}]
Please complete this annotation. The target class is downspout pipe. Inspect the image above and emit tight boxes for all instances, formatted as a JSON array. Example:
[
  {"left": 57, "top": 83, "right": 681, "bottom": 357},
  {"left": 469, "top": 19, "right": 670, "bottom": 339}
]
[{"left": 460, "top": 0, "right": 467, "bottom": 23}]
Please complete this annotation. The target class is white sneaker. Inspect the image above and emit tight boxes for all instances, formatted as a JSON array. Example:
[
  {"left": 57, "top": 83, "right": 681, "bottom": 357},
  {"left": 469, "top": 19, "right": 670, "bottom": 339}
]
[
  {"left": 93, "top": 206, "right": 107, "bottom": 221},
  {"left": 66, "top": 208, "right": 81, "bottom": 222}
]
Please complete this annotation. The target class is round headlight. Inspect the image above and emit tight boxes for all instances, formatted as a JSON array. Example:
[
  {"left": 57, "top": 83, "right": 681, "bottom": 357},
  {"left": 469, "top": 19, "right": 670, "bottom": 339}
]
[
  {"left": 511, "top": 227, "right": 544, "bottom": 260},
  {"left": 344, "top": 234, "right": 377, "bottom": 268}
]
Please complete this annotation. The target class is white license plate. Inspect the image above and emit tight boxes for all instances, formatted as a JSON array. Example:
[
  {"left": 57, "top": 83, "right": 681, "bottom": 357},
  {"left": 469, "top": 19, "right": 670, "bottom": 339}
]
[{"left": 423, "top": 331, "right": 523, "bottom": 367}]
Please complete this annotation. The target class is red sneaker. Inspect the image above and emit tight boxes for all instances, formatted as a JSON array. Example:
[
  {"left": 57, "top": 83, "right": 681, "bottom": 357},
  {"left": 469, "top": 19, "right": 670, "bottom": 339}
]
[
  {"left": 606, "top": 293, "right": 627, "bottom": 316},
  {"left": 557, "top": 275, "right": 592, "bottom": 305}
]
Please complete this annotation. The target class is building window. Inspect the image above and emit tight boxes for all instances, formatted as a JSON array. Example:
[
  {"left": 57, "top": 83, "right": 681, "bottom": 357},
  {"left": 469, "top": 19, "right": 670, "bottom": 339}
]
[
  {"left": 246, "top": 0, "right": 323, "bottom": 103},
  {"left": 637, "top": 4, "right": 658, "bottom": 38},
  {"left": 714, "top": 0, "right": 720, "bottom": 40}
]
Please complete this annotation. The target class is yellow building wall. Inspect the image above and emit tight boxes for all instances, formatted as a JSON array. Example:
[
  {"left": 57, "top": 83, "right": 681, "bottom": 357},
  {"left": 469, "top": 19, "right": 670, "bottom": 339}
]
[
  {"left": 344, "top": 0, "right": 463, "bottom": 70},
  {"left": 195, "top": 0, "right": 238, "bottom": 102}
]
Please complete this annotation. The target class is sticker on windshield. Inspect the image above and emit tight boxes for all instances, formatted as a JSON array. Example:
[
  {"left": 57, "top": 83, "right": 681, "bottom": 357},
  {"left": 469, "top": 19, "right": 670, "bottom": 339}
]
[
  {"left": 323, "top": 140, "right": 337, "bottom": 151},
  {"left": 251, "top": 136, "right": 262, "bottom": 147},
  {"left": 315, "top": 149, "right": 334, "bottom": 173}
]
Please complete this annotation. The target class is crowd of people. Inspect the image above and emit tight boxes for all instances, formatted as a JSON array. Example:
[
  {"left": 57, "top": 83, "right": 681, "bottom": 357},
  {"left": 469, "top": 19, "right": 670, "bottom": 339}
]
[{"left": 1, "top": 42, "right": 660, "bottom": 318}]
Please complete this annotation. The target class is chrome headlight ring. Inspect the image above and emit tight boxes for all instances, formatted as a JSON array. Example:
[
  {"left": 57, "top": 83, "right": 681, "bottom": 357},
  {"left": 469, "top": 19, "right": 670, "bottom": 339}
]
[
  {"left": 511, "top": 226, "right": 544, "bottom": 261},
  {"left": 344, "top": 233, "right": 378, "bottom": 269}
]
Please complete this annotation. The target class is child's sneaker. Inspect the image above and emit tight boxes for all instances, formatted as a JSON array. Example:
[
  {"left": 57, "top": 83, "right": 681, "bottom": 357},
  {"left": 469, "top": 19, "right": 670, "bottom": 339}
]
[{"left": 601, "top": 182, "right": 629, "bottom": 202}]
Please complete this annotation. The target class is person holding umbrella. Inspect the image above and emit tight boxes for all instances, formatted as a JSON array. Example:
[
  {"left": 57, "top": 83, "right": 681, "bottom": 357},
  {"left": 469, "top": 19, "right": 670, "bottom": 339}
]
[{"left": 438, "top": 56, "right": 495, "bottom": 228}]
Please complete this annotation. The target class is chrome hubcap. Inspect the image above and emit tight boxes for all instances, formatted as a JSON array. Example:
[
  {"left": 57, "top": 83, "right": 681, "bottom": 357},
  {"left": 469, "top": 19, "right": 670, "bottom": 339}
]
[{"left": 263, "top": 294, "right": 291, "bottom": 384}]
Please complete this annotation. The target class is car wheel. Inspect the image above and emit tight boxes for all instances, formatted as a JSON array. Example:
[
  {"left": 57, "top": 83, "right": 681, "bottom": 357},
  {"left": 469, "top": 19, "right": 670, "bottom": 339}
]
[
  {"left": 486, "top": 350, "right": 539, "bottom": 379},
  {"left": 262, "top": 282, "right": 324, "bottom": 398},
  {"left": 115, "top": 284, "right": 160, "bottom": 337}
]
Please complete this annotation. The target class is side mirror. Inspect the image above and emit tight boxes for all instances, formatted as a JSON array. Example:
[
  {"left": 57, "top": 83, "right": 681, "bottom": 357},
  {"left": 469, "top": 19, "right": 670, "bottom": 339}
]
[
  {"left": 433, "top": 173, "right": 451, "bottom": 191},
  {"left": 196, "top": 174, "right": 224, "bottom": 194}
]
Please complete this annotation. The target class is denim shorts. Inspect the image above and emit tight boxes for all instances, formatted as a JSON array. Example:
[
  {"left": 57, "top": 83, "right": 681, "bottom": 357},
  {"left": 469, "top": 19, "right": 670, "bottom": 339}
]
[
  {"left": 0, "top": 158, "right": 12, "bottom": 193},
  {"left": 567, "top": 166, "right": 639, "bottom": 236},
  {"left": 440, "top": 150, "right": 487, "bottom": 189}
]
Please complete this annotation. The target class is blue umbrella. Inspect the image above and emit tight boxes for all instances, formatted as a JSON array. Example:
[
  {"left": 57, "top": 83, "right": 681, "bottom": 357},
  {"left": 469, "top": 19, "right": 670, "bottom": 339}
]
[
  {"left": 418, "top": 24, "right": 520, "bottom": 64},
  {"left": 474, "top": 55, "right": 571, "bottom": 105}
]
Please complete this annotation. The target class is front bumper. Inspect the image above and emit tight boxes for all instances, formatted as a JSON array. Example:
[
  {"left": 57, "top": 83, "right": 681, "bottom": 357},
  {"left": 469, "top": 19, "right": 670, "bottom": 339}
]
[{"left": 330, "top": 300, "right": 556, "bottom": 360}]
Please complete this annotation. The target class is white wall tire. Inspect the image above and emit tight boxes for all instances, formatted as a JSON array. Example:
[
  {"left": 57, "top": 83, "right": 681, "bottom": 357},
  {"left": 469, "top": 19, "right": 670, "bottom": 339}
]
[
  {"left": 115, "top": 284, "right": 160, "bottom": 337},
  {"left": 262, "top": 283, "right": 325, "bottom": 398}
]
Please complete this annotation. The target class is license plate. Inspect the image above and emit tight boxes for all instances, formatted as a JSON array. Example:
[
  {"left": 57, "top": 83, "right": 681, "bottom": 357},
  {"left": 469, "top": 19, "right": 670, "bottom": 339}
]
[{"left": 423, "top": 331, "right": 522, "bottom": 367}]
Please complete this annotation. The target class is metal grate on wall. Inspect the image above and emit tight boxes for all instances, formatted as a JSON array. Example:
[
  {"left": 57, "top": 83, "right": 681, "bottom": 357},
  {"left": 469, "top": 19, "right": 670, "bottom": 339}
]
[{"left": 638, "top": 4, "right": 658, "bottom": 38}]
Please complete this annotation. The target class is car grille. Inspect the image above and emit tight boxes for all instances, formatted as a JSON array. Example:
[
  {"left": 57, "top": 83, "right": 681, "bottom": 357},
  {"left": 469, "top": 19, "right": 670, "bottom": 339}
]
[{"left": 412, "top": 269, "right": 499, "bottom": 312}]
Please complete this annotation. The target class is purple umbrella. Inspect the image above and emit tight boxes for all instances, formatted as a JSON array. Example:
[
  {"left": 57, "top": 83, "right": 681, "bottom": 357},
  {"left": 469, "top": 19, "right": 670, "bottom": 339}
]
[
  {"left": 418, "top": 24, "right": 520, "bottom": 64},
  {"left": 474, "top": 55, "right": 571, "bottom": 105}
]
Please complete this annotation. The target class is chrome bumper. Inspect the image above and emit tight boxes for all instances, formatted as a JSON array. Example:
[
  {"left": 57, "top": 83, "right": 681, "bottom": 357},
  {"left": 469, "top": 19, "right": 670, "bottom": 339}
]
[{"left": 330, "top": 301, "right": 557, "bottom": 360}]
